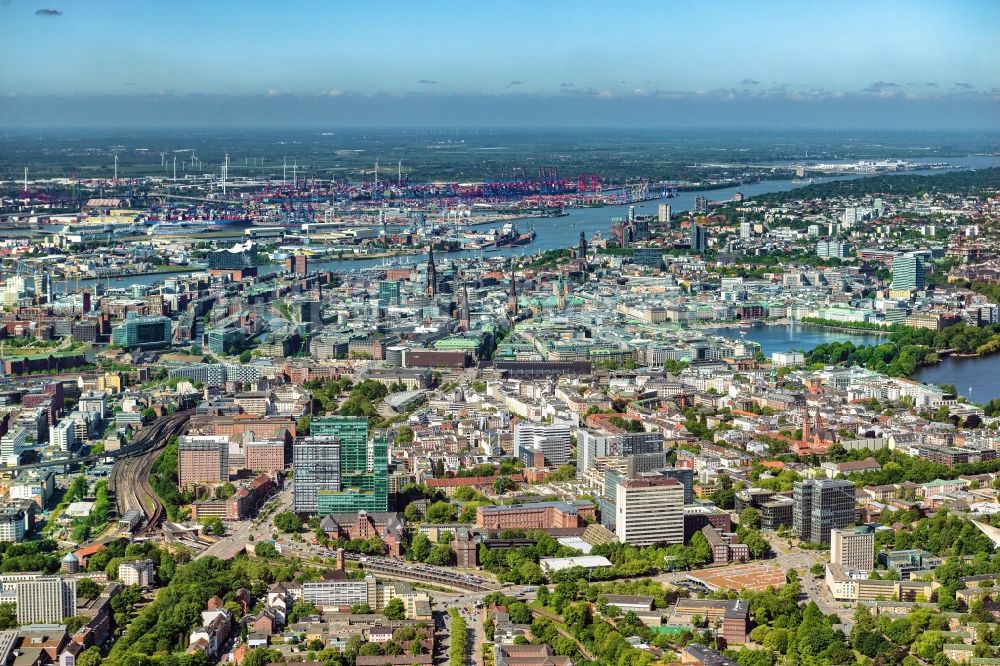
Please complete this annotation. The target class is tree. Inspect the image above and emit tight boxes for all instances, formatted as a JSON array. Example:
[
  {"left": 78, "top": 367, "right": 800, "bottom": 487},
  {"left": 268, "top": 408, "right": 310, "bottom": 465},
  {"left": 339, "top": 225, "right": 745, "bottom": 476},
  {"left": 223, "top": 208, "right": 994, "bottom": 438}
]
[
  {"left": 739, "top": 529, "right": 771, "bottom": 559},
  {"left": 201, "top": 516, "right": 225, "bottom": 536},
  {"left": 739, "top": 507, "right": 762, "bottom": 530},
  {"left": 76, "top": 578, "right": 103, "bottom": 599},
  {"left": 425, "top": 501, "right": 458, "bottom": 524},
  {"left": 507, "top": 601, "right": 532, "bottom": 624},
  {"left": 426, "top": 543, "right": 453, "bottom": 566},
  {"left": 288, "top": 600, "right": 319, "bottom": 623},
  {"left": 242, "top": 648, "right": 283, "bottom": 666},
  {"left": 403, "top": 503, "right": 423, "bottom": 523},
  {"left": 383, "top": 598, "right": 406, "bottom": 620},
  {"left": 396, "top": 426, "right": 414, "bottom": 445},
  {"left": 255, "top": 542, "right": 279, "bottom": 558},
  {"left": 274, "top": 511, "right": 303, "bottom": 533},
  {"left": 493, "top": 475, "right": 515, "bottom": 495},
  {"left": 64, "top": 615, "right": 87, "bottom": 634},
  {"left": 214, "top": 482, "right": 236, "bottom": 499},
  {"left": 911, "top": 631, "right": 946, "bottom": 661},
  {"left": 407, "top": 532, "right": 432, "bottom": 562},
  {"left": 77, "top": 647, "right": 102, "bottom": 666}
]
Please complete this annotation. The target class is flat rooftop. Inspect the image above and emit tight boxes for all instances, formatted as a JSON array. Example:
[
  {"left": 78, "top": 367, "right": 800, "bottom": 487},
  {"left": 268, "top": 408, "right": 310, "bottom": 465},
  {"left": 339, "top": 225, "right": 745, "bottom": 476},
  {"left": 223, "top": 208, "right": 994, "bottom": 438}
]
[{"left": 687, "top": 562, "right": 787, "bottom": 592}]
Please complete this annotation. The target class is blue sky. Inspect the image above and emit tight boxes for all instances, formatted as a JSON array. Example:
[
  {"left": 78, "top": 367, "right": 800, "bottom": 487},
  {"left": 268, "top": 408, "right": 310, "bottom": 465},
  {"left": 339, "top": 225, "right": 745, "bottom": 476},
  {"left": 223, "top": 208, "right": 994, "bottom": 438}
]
[{"left": 1, "top": 0, "right": 998, "bottom": 127}]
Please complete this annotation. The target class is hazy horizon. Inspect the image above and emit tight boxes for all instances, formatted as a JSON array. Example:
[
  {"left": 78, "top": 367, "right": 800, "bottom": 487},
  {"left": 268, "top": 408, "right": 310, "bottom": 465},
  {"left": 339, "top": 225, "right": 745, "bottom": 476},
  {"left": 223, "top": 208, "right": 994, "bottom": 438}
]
[{"left": 1, "top": 1, "right": 998, "bottom": 130}]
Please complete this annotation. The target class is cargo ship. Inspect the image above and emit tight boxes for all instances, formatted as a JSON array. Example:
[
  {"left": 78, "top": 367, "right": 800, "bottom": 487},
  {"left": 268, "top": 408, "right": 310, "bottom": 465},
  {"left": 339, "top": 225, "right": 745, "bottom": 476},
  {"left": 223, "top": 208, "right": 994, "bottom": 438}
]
[
  {"left": 491, "top": 222, "right": 536, "bottom": 248},
  {"left": 147, "top": 218, "right": 242, "bottom": 235}
]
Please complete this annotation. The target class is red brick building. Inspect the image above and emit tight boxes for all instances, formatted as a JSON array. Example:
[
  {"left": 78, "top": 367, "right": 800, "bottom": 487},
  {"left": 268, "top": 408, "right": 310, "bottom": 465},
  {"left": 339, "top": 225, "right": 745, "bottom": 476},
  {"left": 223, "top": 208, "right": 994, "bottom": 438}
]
[
  {"left": 476, "top": 500, "right": 595, "bottom": 530},
  {"left": 246, "top": 440, "right": 285, "bottom": 472},
  {"left": 320, "top": 511, "right": 404, "bottom": 556}
]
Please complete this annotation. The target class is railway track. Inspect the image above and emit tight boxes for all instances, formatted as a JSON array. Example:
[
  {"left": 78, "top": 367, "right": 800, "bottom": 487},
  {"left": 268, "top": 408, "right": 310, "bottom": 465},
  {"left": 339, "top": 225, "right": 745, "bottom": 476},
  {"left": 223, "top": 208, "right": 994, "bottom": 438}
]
[{"left": 109, "top": 410, "right": 192, "bottom": 536}]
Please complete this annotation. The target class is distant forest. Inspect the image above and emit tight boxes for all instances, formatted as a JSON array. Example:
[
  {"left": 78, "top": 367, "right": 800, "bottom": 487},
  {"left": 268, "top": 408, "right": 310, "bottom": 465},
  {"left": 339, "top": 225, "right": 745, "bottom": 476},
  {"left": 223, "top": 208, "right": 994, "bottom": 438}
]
[{"left": 752, "top": 167, "right": 1000, "bottom": 203}]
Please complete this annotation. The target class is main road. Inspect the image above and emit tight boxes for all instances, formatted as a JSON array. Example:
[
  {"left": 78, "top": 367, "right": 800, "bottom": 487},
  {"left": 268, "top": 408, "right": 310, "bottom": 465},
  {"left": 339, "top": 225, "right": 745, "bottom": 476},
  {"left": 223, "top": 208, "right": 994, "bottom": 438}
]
[{"left": 195, "top": 483, "right": 294, "bottom": 560}]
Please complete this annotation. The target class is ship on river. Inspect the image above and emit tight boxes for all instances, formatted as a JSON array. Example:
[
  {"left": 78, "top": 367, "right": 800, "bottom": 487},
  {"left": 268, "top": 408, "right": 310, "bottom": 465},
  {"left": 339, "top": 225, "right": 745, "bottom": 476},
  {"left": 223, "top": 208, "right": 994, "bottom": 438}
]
[{"left": 491, "top": 222, "right": 536, "bottom": 249}]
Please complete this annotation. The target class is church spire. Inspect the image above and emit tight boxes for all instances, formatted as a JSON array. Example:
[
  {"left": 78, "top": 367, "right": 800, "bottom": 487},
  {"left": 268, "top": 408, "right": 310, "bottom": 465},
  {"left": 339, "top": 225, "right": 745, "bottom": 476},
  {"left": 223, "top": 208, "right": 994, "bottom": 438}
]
[
  {"left": 459, "top": 272, "right": 471, "bottom": 331},
  {"left": 507, "top": 259, "right": 518, "bottom": 317},
  {"left": 426, "top": 243, "right": 437, "bottom": 297}
]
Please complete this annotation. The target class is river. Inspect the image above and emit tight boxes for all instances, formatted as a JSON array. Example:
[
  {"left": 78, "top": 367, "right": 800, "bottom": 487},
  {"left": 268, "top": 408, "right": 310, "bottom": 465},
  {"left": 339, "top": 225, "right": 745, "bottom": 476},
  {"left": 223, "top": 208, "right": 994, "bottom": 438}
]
[
  {"left": 87, "top": 154, "right": 1000, "bottom": 290},
  {"left": 74, "top": 156, "right": 1000, "bottom": 401}
]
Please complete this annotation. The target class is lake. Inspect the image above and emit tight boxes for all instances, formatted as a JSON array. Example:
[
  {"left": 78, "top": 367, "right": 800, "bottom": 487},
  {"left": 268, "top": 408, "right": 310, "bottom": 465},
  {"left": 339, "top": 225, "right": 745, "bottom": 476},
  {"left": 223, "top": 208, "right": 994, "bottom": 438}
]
[
  {"left": 704, "top": 323, "right": 886, "bottom": 356},
  {"left": 913, "top": 354, "right": 1000, "bottom": 402},
  {"left": 716, "top": 323, "right": 1000, "bottom": 403}
]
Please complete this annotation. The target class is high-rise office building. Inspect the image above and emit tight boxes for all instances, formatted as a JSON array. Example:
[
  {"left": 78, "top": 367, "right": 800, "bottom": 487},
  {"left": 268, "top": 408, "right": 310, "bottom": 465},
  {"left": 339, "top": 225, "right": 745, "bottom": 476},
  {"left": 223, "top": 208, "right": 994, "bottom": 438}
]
[
  {"left": 111, "top": 315, "right": 172, "bottom": 350},
  {"left": 891, "top": 253, "right": 926, "bottom": 292},
  {"left": 15, "top": 576, "right": 76, "bottom": 624},
  {"left": 658, "top": 204, "right": 672, "bottom": 225},
  {"left": 295, "top": 417, "right": 388, "bottom": 515},
  {"left": 51, "top": 419, "right": 76, "bottom": 451},
  {"left": 513, "top": 423, "right": 572, "bottom": 467},
  {"left": 576, "top": 430, "right": 664, "bottom": 477},
  {"left": 695, "top": 196, "right": 709, "bottom": 214},
  {"left": 0, "top": 427, "right": 27, "bottom": 466},
  {"left": 292, "top": 436, "right": 341, "bottom": 514},
  {"left": 831, "top": 526, "right": 874, "bottom": 572},
  {"left": 793, "top": 479, "right": 856, "bottom": 545},
  {"left": 690, "top": 222, "right": 708, "bottom": 253},
  {"left": 378, "top": 280, "right": 401, "bottom": 306},
  {"left": 816, "top": 240, "right": 851, "bottom": 259},
  {"left": 0, "top": 507, "right": 26, "bottom": 543},
  {"left": 615, "top": 475, "right": 684, "bottom": 546}
]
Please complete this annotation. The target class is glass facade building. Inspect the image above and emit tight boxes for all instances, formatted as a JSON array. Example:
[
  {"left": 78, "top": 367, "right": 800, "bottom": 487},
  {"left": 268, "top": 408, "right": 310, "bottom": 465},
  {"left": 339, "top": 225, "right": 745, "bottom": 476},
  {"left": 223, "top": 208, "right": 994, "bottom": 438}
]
[{"left": 294, "top": 416, "right": 388, "bottom": 515}]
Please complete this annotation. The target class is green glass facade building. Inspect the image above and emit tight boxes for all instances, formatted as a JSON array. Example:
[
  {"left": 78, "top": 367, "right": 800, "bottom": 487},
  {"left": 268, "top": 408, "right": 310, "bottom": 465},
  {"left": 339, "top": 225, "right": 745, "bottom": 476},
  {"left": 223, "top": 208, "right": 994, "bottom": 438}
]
[
  {"left": 378, "top": 280, "right": 401, "bottom": 306},
  {"left": 110, "top": 315, "right": 172, "bottom": 350},
  {"left": 300, "top": 416, "right": 388, "bottom": 515},
  {"left": 891, "top": 253, "right": 926, "bottom": 292}
]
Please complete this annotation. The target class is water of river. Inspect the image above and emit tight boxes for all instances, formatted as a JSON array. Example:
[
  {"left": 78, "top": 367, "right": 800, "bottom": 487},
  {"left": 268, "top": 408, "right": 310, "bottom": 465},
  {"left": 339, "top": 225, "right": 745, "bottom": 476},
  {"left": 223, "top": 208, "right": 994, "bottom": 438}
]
[{"left": 87, "top": 154, "right": 1000, "bottom": 289}]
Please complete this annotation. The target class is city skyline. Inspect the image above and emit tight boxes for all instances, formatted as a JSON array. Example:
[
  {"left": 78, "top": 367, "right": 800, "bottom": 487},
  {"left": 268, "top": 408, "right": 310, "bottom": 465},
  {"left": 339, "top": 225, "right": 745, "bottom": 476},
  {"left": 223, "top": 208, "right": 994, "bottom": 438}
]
[{"left": 1, "top": 0, "right": 998, "bottom": 128}]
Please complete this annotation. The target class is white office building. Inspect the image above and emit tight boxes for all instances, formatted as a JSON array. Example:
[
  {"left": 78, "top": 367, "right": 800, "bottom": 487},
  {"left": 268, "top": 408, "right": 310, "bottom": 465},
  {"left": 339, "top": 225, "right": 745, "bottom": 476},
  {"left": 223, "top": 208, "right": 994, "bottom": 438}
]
[
  {"left": 513, "top": 422, "right": 572, "bottom": 467},
  {"left": 119, "top": 559, "right": 155, "bottom": 588},
  {"left": 51, "top": 419, "right": 76, "bottom": 452},
  {"left": 302, "top": 574, "right": 375, "bottom": 608},
  {"left": 0, "top": 508, "right": 25, "bottom": 543},
  {"left": 0, "top": 428, "right": 26, "bottom": 467},
  {"left": 831, "top": 527, "right": 875, "bottom": 572},
  {"left": 615, "top": 475, "right": 685, "bottom": 546},
  {"left": 14, "top": 576, "right": 76, "bottom": 624}
]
